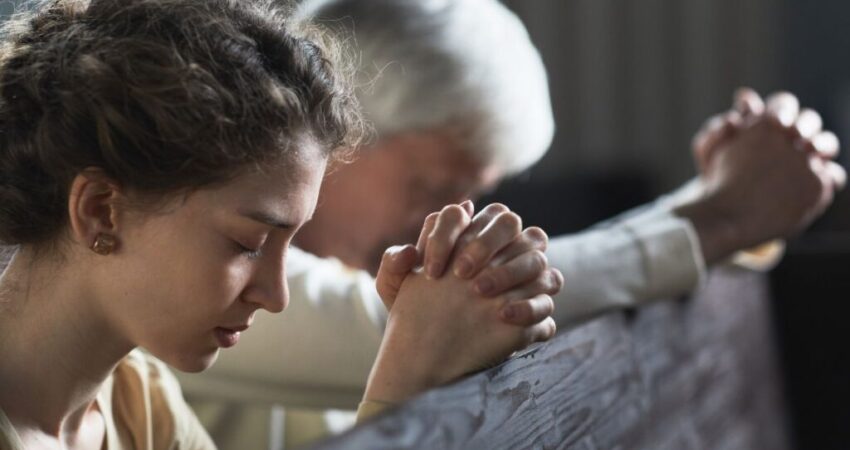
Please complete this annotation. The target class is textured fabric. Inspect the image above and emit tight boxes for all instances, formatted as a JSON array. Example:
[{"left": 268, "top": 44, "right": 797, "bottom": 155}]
[
  {"left": 548, "top": 208, "right": 705, "bottom": 326},
  {"left": 0, "top": 350, "right": 214, "bottom": 450}
]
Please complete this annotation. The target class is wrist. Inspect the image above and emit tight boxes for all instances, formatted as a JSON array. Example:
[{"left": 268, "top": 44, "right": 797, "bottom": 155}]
[
  {"left": 673, "top": 196, "right": 747, "bottom": 265},
  {"left": 364, "top": 358, "right": 437, "bottom": 405},
  {"left": 364, "top": 332, "right": 443, "bottom": 404}
]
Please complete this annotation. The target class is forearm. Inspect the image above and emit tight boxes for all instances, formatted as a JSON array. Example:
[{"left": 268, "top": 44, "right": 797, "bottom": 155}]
[
  {"left": 547, "top": 210, "right": 705, "bottom": 326},
  {"left": 547, "top": 176, "right": 791, "bottom": 328}
]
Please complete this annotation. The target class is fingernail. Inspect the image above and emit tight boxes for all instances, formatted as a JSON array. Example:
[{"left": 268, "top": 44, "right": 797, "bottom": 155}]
[
  {"left": 475, "top": 277, "right": 494, "bottom": 295},
  {"left": 454, "top": 255, "right": 474, "bottom": 278},
  {"left": 501, "top": 306, "right": 516, "bottom": 320}
]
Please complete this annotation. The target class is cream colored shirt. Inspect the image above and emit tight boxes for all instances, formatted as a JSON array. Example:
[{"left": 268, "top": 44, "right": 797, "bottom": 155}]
[{"left": 0, "top": 350, "right": 214, "bottom": 450}]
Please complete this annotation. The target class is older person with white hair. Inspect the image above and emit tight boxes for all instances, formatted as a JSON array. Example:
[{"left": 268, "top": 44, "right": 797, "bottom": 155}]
[{"left": 178, "top": 0, "right": 843, "bottom": 447}]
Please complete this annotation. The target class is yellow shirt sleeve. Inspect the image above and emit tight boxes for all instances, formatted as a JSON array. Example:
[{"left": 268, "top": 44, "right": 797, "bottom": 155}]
[
  {"left": 105, "top": 350, "right": 217, "bottom": 450},
  {"left": 355, "top": 399, "right": 396, "bottom": 423}
]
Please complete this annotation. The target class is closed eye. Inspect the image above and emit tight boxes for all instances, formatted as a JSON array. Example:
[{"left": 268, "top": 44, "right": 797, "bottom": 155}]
[{"left": 234, "top": 241, "right": 263, "bottom": 260}]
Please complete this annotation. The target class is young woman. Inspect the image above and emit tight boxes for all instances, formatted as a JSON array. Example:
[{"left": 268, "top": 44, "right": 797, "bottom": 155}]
[{"left": 0, "top": 1, "right": 558, "bottom": 448}]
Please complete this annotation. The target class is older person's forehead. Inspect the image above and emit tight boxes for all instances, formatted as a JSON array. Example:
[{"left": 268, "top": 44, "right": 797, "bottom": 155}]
[
  {"left": 400, "top": 131, "right": 501, "bottom": 174},
  {"left": 393, "top": 138, "right": 502, "bottom": 200}
]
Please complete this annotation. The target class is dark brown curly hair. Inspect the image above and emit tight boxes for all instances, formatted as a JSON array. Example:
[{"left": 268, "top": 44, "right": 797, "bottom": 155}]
[{"left": 0, "top": 0, "right": 363, "bottom": 246}]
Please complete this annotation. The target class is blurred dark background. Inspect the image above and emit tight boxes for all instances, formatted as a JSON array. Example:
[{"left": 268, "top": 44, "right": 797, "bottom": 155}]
[
  {"left": 478, "top": 2, "right": 850, "bottom": 449},
  {"left": 3, "top": 0, "right": 849, "bottom": 448}
]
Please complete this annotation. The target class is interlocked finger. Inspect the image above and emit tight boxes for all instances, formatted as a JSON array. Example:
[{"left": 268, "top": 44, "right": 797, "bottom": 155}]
[
  {"left": 765, "top": 91, "right": 800, "bottom": 128},
  {"left": 423, "top": 204, "right": 471, "bottom": 278},
  {"left": 521, "top": 315, "right": 557, "bottom": 346},
  {"left": 810, "top": 131, "right": 840, "bottom": 160},
  {"left": 734, "top": 87, "right": 765, "bottom": 118},
  {"left": 487, "top": 226, "right": 548, "bottom": 268},
  {"left": 826, "top": 160, "right": 847, "bottom": 191},
  {"left": 452, "top": 203, "right": 511, "bottom": 273},
  {"left": 497, "top": 267, "right": 564, "bottom": 303},
  {"left": 375, "top": 244, "right": 419, "bottom": 310},
  {"left": 452, "top": 210, "right": 522, "bottom": 280},
  {"left": 415, "top": 212, "right": 439, "bottom": 258},
  {"left": 693, "top": 112, "right": 743, "bottom": 172},
  {"left": 473, "top": 249, "right": 549, "bottom": 297},
  {"left": 501, "top": 292, "right": 556, "bottom": 328},
  {"left": 795, "top": 108, "right": 823, "bottom": 140}
]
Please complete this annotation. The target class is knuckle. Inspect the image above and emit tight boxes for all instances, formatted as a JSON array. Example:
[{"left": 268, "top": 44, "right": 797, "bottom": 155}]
[
  {"left": 802, "top": 108, "right": 821, "bottom": 121},
  {"left": 511, "top": 300, "right": 530, "bottom": 319},
  {"left": 529, "top": 250, "right": 548, "bottom": 272},
  {"left": 463, "top": 239, "right": 488, "bottom": 262},
  {"left": 455, "top": 232, "right": 475, "bottom": 250},
  {"left": 542, "top": 295, "right": 555, "bottom": 316},
  {"left": 380, "top": 249, "right": 395, "bottom": 265},
  {"left": 495, "top": 211, "right": 522, "bottom": 233},
  {"left": 440, "top": 204, "right": 467, "bottom": 222},
  {"left": 550, "top": 268, "right": 564, "bottom": 291},
  {"left": 483, "top": 203, "right": 510, "bottom": 215},
  {"left": 700, "top": 114, "right": 722, "bottom": 134},
  {"left": 768, "top": 91, "right": 795, "bottom": 104},
  {"left": 485, "top": 265, "right": 507, "bottom": 286},
  {"left": 524, "top": 226, "right": 548, "bottom": 248},
  {"left": 543, "top": 276, "right": 560, "bottom": 295},
  {"left": 422, "top": 212, "right": 439, "bottom": 229},
  {"left": 546, "top": 318, "right": 557, "bottom": 339}
]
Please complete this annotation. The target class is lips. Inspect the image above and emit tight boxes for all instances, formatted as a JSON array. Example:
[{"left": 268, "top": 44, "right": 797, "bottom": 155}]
[
  {"left": 214, "top": 327, "right": 241, "bottom": 348},
  {"left": 214, "top": 322, "right": 250, "bottom": 348}
]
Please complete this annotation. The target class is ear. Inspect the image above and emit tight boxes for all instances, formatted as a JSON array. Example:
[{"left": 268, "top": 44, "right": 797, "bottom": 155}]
[{"left": 67, "top": 168, "right": 123, "bottom": 250}]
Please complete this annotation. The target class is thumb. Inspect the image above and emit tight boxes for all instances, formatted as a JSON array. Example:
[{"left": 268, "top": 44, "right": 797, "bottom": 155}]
[{"left": 375, "top": 244, "right": 420, "bottom": 311}]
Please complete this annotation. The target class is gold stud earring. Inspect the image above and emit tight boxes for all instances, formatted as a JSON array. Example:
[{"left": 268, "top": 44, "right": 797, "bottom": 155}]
[{"left": 91, "top": 233, "right": 117, "bottom": 255}]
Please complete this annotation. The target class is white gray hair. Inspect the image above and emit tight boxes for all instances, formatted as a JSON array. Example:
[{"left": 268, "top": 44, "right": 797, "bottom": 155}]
[{"left": 297, "top": 0, "right": 555, "bottom": 175}]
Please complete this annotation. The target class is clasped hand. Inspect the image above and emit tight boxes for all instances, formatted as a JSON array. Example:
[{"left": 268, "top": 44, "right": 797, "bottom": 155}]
[
  {"left": 680, "top": 88, "right": 845, "bottom": 263},
  {"left": 364, "top": 202, "right": 562, "bottom": 404}
]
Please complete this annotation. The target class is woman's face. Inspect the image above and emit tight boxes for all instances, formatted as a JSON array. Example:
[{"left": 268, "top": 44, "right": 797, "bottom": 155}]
[{"left": 100, "top": 143, "right": 328, "bottom": 372}]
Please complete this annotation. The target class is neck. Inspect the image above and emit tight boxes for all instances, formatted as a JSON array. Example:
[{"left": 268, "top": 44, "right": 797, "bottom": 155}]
[{"left": 0, "top": 247, "right": 132, "bottom": 437}]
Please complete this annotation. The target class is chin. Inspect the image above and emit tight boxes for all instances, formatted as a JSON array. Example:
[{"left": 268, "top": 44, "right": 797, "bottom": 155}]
[{"left": 168, "top": 348, "right": 220, "bottom": 373}]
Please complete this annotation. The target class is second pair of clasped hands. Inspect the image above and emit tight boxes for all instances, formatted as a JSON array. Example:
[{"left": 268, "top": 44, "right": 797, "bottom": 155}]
[
  {"left": 363, "top": 201, "right": 562, "bottom": 406},
  {"left": 358, "top": 88, "right": 849, "bottom": 407}
]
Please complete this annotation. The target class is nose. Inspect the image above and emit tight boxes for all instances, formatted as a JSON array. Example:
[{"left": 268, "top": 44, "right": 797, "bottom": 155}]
[{"left": 242, "top": 253, "right": 289, "bottom": 313}]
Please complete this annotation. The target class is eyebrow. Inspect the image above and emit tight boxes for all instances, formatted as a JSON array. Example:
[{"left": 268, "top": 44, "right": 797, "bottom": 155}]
[{"left": 239, "top": 210, "right": 295, "bottom": 229}]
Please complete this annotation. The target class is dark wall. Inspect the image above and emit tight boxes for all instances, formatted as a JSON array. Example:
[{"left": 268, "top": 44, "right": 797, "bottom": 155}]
[{"left": 768, "top": 2, "right": 850, "bottom": 450}]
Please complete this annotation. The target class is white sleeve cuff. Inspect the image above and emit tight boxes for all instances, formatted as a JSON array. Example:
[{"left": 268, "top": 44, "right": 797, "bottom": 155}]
[
  {"left": 620, "top": 210, "right": 707, "bottom": 300},
  {"left": 547, "top": 206, "right": 706, "bottom": 326}
]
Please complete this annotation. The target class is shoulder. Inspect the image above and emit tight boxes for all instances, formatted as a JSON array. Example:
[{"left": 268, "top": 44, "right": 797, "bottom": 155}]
[{"left": 110, "top": 350, "right": 216, "bottom": 450}]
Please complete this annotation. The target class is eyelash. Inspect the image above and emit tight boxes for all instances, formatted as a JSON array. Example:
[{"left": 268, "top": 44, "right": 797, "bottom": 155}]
[{"left": 234, "top": 241, "right": 263, "bottom": 260}]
